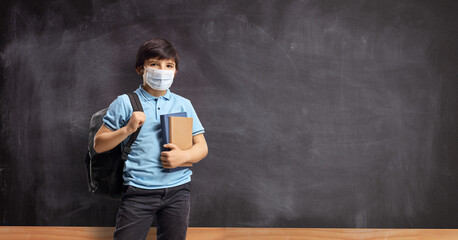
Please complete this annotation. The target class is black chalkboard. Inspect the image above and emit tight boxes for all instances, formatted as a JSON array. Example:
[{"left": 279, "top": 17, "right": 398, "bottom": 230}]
[{"left": 1, "top": 0, "right": 457, "bottom": 228}]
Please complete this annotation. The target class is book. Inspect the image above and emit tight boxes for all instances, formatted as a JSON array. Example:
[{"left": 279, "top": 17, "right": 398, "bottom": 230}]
[
  {"left": 159, "top": 112, "right": 193, "bottom": 168},
  {"left": 169, "top": 116, "right": 193, "bottom": 168},
  {"left": 169, "top": 116, "right": 193, "bottom": 151}
]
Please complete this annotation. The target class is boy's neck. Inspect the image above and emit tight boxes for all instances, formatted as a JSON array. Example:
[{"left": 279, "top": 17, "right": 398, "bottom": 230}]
[{"left": 142, "top": 84, "right": 167, "bottom": 97}]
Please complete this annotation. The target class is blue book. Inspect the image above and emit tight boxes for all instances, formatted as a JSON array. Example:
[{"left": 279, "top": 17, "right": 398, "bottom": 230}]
[{"left": 160, "top": 112, "right": 187, "bottom": 146}]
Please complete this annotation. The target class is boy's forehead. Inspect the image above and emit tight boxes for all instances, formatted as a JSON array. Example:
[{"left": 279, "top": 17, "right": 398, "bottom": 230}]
[{"left": 145, "top": 58, "right": 175, "bottom": 64}]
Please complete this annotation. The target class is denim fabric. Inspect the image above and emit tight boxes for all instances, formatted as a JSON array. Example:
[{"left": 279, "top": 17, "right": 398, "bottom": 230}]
[{"left": 113, "top": 182, "right": 191, "bottom": 240}]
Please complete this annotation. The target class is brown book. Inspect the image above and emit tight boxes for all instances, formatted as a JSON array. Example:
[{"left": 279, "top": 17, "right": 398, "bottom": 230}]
[{"left": 169, "top": 116, "right": 193, "bottom": 167}]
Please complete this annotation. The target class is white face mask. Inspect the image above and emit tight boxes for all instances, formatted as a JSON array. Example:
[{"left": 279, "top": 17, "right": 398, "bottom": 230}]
[{"left": 143, "top": 67, "right": 175, "bottom": 90}]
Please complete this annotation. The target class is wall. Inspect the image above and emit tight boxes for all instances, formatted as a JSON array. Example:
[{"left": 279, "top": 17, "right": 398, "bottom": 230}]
[{"left": 0, "top": 0, "right": 457, "bottom": 228}]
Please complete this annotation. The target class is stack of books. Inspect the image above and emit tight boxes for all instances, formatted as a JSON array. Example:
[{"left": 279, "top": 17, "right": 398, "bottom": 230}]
[{"left": 160, "top": 112, "right": 193, "bottom": 168}]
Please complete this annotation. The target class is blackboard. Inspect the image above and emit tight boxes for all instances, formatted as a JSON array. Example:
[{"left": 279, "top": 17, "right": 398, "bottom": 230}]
[{"left": 1, "top": 0, "right": 457, "bottom": 228}]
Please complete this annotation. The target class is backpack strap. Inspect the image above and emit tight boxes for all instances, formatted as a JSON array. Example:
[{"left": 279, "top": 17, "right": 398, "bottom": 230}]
[
  {"left": 128, "top": 92, "right": 144, "bottom": 112},
  {"left": 121, "top": 92, "right": 144, "bottom": 161}
]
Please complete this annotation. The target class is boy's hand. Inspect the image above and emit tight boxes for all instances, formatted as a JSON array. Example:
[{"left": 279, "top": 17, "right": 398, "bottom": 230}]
[
  {"left": 160, "top": 144, "right": 189, "bottom": 169},
  {"left": 126, "top": 111, "right": 145, "bottom": 134}
]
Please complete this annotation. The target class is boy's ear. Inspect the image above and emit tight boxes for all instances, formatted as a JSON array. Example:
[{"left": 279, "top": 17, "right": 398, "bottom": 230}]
[{"left": 136, "top": 66, "right": 143, "bottom": 75}]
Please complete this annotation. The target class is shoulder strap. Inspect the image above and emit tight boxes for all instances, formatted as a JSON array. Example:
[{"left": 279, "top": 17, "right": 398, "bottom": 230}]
[
  {"left": 121, "top": 92, "right": 144, "bottom": 161},
  {"left": 127, "top": 92, "right": 143, "bottom": 112}
]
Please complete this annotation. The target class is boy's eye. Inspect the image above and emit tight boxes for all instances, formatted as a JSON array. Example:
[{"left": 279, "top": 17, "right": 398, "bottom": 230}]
[{"left": 167, "top": 65, "right": 174, "bottom": 68}]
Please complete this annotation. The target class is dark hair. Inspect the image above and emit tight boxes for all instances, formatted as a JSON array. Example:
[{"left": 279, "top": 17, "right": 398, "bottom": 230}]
[{"left": 135, "top": 38, "right": 179, "bottom": 70}]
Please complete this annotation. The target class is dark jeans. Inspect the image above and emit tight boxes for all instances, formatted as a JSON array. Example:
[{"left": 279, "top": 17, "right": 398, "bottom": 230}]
[{"left": 113, "top": 182, "right": 191, "bottom": 240}]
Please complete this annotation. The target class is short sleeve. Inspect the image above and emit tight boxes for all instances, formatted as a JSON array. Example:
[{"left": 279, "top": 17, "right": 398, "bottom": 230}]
[
  {"left": 102, "top": 95, "right": 130, "bottom": 131},
  {"left": 186, "top": 100, "right": 205, "bottom": 136}
]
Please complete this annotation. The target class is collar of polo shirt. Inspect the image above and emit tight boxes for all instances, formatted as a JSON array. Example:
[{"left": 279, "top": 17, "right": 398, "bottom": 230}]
[{"left": 137, "top": 84, "right": 171, "bottom": 101}]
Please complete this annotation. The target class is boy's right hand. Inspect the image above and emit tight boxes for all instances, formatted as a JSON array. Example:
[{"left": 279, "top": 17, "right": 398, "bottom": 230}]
[{"left": 125, "top": 111, "right": 145, "bottom": 134}]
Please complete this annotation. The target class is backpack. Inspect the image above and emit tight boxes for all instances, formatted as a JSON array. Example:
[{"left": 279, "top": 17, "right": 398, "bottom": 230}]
[{"left": 84, "top": 92, "right": 143, "bottom": 200}]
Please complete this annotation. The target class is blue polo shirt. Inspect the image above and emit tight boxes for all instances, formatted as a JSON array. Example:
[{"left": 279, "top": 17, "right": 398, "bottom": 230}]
[{"left": 102, "top": 85, "right": 205, "bottom": 189}]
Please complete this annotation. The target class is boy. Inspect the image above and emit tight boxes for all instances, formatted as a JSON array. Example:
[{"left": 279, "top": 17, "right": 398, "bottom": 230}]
[{"left": 93, "top": 38, "right": 208, "bottom": 240}]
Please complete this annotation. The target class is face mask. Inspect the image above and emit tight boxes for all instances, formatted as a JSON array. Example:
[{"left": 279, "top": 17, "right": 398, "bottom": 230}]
[{"left": 143, "top": 67, "right": 175, "bottom": 90}]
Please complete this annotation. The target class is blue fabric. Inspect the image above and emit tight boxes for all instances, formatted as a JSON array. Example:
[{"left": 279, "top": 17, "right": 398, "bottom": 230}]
[{"left": 102, "top": 85, "right": 205, "bottom": 189}]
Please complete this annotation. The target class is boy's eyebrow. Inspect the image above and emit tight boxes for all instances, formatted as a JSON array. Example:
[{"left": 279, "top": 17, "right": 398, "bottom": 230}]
[{"left": 146, "top": 59, "right": 175, "bottom": 65}]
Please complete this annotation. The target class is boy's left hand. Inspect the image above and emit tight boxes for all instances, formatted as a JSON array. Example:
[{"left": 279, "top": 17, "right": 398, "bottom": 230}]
[{"left": 160, "top": 144, "right": 190, "bottom": 169}]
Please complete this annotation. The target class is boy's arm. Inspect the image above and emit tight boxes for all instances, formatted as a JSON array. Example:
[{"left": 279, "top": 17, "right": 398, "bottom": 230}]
[
  {"left": 186, "top": 133, "right": 208, "bottom": 164},
  {"left": 161, "top": 133, "right": 208, "bottom": 168},
  {"left": 94, "top": 111, "right": 145, "bottom": 153},
  {"left": 93, "top": 125, "right": 132, "bottom": 153}
]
